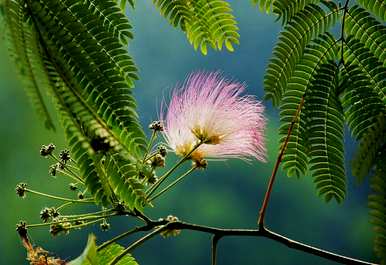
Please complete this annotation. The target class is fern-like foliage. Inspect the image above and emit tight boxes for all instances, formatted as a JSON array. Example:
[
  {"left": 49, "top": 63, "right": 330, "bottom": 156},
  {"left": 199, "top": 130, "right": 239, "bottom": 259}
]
[
  {"left": 305, "top": 62, "right": 346, "bottom": 202},
  {"left": 280, "top": 33, "right": 338, "bottom": 178},
  {"left": 264, "top": 1, "right": 340, "bottom": 106},
  {"left": 273, "top": 0, "right": 321, "bottom": 24},
  {"left": 2, "top": 0, "right": 149, "bottom": 210},
  {"left": 152, "top": 0, "right": 239, "bottom": 54},
  {"left": 356, "top": 0, "right": 386, "bottom": 22},
  {"left": 3, "top": 0, "right": 55, "bottom": 130},
  {"left": 369, "top": 151, "right": 386, "bottom": 264},
  {"left": 259, "top": 0, "right": 386, "bottom": 262},
  {"left": 252, "top": 0, "right": 274, "bottom": 14},
  {"left": 341, "top": 60, "right": 385, "bottom": 140},
  {"left": 345, "top": 5, "right": 386, "bottom": 66},
  {"left": 352, "top": 114, "right": 385, "bottom": 182},
  {"left": 344, "top": 37, "right": 386, "bottom": 104}
]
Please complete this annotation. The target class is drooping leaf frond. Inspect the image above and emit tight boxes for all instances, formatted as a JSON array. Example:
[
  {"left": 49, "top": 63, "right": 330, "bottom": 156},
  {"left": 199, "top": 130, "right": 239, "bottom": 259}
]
[
  {"left": 3, "top": 0, "right": 55, "bottom": 130},
  {"left": 352, "top": 114, "right": 386, "bottom": 182},
  {"left": 356, "top": 0, "right": 386, "bottom": 22},
  {"left": 345, "top": 5, "right": 386, "bottom": 67},
  {"left": 273, "top": 0, "right": 320, "bottom": 25},
  {"left": 44, "top": 59, "right": 114, "bottom": 206},
  {"left": 28, "top": 0, "right": 146, "bottom": 155},
  {"left": 305, "top": 61, "right": 346, "bottom": 203},
  {"left": 152, "top": 0, "right": 239, "bottom": 54},
  {"left": 264, "top": 1, "right": 341, "bottom": 106},
  {"left": 251, "top": 0, "right": 274, "bottom": 14},
  {"left": 2, "top": 0, "right": 149, "bottom": 208},
  {"left": 341, "top": 63, "right": 385, "bottom": 140},
  {"left": 83, "top": 0, "right": 134, "bottom": 45},
  {"left": 105, "top": 153, "right": 147, "bottom": 211},
  {"left": 114, "top": 0, "right": 135, "bottom": 11},
  {"left": 369, "top": 151, "right": 386, "bottom": 265},
  {"left": 280, "top": 33, "right": 338, "bottom": 177},
  {"left": 344, "top": 37, "right": 386, "bottom": 104}
]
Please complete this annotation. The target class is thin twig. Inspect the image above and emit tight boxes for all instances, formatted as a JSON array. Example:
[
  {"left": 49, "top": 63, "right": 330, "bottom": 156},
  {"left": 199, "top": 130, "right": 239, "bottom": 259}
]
[
  {"left": 211, "top": 234, "right": 222, "bottom": 265},
  {"left": 257, "top": 97, "right": 305, "bottom": 227},
  {"left": 109, "top": 226, "right": 166, "bottom": 265},
  {"left": 25, "top": 189, "right": 95, "bottom": 203},
  {"left": 110, "top": 218, "right": 375, "bottom": 265},
  {"left": 149, "top": 166, "right": 197, "bottom": 202},
  {"left": 146, "top": 141, "right": 203, "bottom": 199},
  {"left": 97, "top": 224, "right": 151, "bottom": 251}
]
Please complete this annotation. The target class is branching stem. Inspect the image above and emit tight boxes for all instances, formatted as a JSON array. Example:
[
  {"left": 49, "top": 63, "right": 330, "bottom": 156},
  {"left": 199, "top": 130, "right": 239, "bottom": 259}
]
[
  {"left": 108, "top": 216, "right": 375, "bottom": 265},
  {"left": 109, "top": 226, "right": 166, "bottom": 265},
  {"left": 25, "top": 189, "right": 94, "bottom": 203},
  {"left": 149, "top": 166, "right": 197, "bottom": 202},
  {"left": 257, "top": 97, "right": 305, "bottom": 227},
  {"left": 146, "top": 141, "right": 203, "bottom": 198}
]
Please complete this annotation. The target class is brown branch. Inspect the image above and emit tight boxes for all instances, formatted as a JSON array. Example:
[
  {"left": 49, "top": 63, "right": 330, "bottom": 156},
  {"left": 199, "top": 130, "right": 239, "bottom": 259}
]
[
  {"left": 257, "top": 97, "right": 305, "bottom": 227},
  {"left": 109, "top": 216, "right": 376, "bottom": 265},
  {"left": 211, "top": 234, "right": 222, "bottom": 265}
]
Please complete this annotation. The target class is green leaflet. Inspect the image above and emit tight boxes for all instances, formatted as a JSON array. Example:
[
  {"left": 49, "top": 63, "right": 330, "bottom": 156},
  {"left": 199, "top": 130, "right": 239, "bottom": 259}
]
[
  {"left": 252, "top": 0, "right": 274, "bottom": 14},
  {"left": 273, "top": 0, "right": 320, "bottom": 25},
  {"left": 70, "top": 234, "right": 139, "bottom": 265},
  {"left": 344, "top": 37, "right": 386, "bottom": 104},
  {"left": 114, "top": 0, "right": 135, "bottom": 10},
  {"left": 264, "top": 1, "right": 341, "bottom": 106},
  {"left": 280, "top": 33, "right": 338, "bottom": 178},
  {"left": 305, "top": 62, "right": 346, "bottom": 203},
  {"left": 153, "top": 0, "right": 239, "bottom": 54},
  {"left": 369, "top": 151, "right": 386, "bottom": 265},
  {"left": 345, "top": 5, "right": 386, "bottom": 67},
  {"left": 341, "top": 63, "right": 385, "bottom": 140},
  {"left": 3, "top": 0, "right": 148, "bottom": 207},
  {"left": 28, "top": 0, "right": 146, "bottom": 155},
  {"left": 105, "top": 153, "right": 147, "bottom": 211},
  {"left": 352, "top": 114, "right": 385, "bottom": 182},
  {"left": 82, "top": 0, "right": 134, "bottom": 44},
  {"left": 45, "top": 61, "right": 113, "bottom": 206},
  {"left": 3, "top": 0, "right": 55, "bottom": 130},
  {"left": 357, "top": 0, "right": 386, "bottom": 22}
]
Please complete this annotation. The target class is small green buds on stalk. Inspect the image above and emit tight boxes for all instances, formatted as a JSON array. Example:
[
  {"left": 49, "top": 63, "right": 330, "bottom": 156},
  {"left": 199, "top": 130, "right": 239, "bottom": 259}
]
[
  {"left": 149, "top": 120, "right": 164, "bottom": 132},
  {"left": 16, "top": 183, "right": 28, "bottom": 198},
  {"left": 160, "top": 215, "right": 181, "bottom": 238},
  {"left": 40, "top": 143, "right": 56, "bottom": 157}
]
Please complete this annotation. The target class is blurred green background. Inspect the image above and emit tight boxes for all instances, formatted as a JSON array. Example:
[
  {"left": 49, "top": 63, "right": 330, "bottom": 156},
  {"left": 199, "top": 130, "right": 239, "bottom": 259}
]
[{"left": 0, "top": 1, "right": 376, "bottom": 264}]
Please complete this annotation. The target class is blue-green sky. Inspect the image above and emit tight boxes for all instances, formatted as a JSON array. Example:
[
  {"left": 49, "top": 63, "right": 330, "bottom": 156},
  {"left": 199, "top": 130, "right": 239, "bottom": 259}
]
[{"left": 0, "top": 1, "right": 375, "bottom": 264}]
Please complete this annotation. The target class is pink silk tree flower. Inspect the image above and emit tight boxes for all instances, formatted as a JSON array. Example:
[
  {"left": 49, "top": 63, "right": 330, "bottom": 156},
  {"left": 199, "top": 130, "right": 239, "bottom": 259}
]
[{"left": 161, "top": 72, "right": 267, "bottom": 162}]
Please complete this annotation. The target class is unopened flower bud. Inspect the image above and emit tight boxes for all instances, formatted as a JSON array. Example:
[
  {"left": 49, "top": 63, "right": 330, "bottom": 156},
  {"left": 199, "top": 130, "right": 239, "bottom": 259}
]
[
  {"left": 69, "top": 183, "right": 78, "bottom": 191},
  {"left": 49, "top": 207, "right": 60, "bottom": 218},
  {"left": 59, "top": 150, "right": 71, "bottom": 163},
  {"left": 16, "top": 183, "right": 27, "bottom": 198},
  {"left": 160, "top": 215, "right": 181, "bottom": 238},
  {"left": 147, "top": 174, "right": 158, "bottom": 184},
  {"left": 50, "top": 222, "right": 70, "bottom": 236},
  {"left": 49, "top": 164, "right": 58, "bottom": 176},
  {"left": 151, "top": 154, "right": 165, "bottom": 168},
  {"left": 40, "top": 208, "right": 51, "bottom": 223},
  {"left": 158, "top": 145, "right": 167, "bottom": 157},
  {"left": 77, "top": 192, "right": 84, "bottom": 200},
  {"left": 40, "top": 143, "right": 56, "bottom": 157},
  {"left": 193, "top": 158, "right": 208, "bottom": 169},
  {"left": 100, "top": 220, "right": 110, "bottom": 231},
  {"left": 149, "top": 120, "right": 164, "bottom": 131},
  {"left": 16, "top": 221, "right": 27, "bottom": 238}
]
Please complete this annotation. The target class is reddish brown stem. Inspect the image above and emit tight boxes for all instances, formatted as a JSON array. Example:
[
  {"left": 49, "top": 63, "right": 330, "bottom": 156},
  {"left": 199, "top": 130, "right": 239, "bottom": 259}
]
[{"left": 257, "top": 97, "right": 305, "bottom": 227}]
